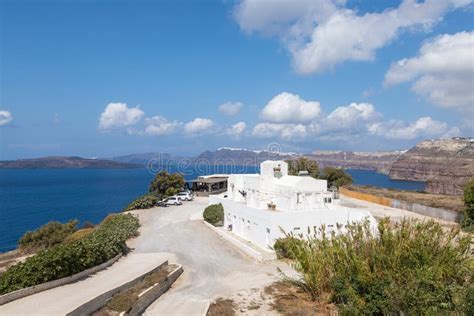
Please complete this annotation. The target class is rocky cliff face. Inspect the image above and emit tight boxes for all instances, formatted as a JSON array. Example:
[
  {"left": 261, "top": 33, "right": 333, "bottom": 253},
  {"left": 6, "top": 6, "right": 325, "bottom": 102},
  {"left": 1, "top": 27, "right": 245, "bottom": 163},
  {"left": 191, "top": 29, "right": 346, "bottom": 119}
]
[
  {"left": 389, "top": 138, "right": 474, "bottom": 195},
  {"left": 308, "top": 151, "right": 403, "bottom": 174}
]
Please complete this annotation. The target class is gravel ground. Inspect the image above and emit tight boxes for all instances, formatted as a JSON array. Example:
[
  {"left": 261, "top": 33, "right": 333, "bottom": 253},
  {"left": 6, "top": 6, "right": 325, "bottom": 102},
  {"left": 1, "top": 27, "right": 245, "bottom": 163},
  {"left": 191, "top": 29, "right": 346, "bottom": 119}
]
[{"left": 129, "top": 197, "right": 292, "bottom": 316}]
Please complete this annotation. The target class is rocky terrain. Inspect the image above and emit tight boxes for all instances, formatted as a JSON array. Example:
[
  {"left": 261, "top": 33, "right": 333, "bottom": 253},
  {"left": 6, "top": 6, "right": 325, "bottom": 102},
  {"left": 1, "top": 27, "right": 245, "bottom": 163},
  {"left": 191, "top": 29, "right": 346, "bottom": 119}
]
[
  {"left": 389, "top": 138, "right": 474, "bottom": 195},
  {"left": 307, "top": 150, "right": 403, "bottom": 174},
  {"left": 110, "top": 148, "right": 403, "bottom": 171},
  {"left": 0, "top": 156, "right": 141, "bottom": 169}
]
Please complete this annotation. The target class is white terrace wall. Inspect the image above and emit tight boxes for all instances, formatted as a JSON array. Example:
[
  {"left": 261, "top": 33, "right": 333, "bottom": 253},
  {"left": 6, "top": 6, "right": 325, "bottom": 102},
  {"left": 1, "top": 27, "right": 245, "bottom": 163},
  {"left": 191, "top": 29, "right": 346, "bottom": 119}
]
[{"left": 210, "top": 195, "right": 377, "bottom": 250}]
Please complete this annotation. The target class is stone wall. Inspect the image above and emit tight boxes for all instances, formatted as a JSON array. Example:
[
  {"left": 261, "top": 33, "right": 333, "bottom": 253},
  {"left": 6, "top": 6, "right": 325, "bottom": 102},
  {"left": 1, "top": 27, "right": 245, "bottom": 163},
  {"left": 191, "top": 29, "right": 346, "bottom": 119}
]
[{"left": 0, "top": 254, "right": 122, "bottom": 306}]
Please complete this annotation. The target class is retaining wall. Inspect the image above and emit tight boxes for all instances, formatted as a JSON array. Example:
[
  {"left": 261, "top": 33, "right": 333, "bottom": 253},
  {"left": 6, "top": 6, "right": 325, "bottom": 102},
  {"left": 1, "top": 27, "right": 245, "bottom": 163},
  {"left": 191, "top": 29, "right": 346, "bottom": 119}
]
[
  {"left": 0, "top": 254, "right": 122, "bottom": 306},
  {"left": 128, "top": 265, "right": 183, "bottom": 316},
  {"left": 339, "top": 188, "right": 392, "bottom": 207},
  {"left": 340, "top": 188, "right": 462, "bottom": 222},
  {"left": 67, "top": 260, "right": 169, "bottom": 316}
]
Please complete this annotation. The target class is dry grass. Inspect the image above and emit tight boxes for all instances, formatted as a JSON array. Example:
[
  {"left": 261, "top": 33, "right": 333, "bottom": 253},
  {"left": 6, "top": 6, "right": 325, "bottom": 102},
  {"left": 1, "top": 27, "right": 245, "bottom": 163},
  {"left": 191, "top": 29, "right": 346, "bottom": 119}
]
[
  {"left": 349, "top": 185, "right": 465, "bottom": 213},
  {"left": 66, "top": 228, "right": 94, "bottom": 241},
  {"left": 94, "top": 264, "right": 177, "bottom": 315},
  {"left": 207, "top": 298, "right": 236, "bottom": 316},
  {"left": 264, "top": 281, "right": 337, "bottom": 316}
]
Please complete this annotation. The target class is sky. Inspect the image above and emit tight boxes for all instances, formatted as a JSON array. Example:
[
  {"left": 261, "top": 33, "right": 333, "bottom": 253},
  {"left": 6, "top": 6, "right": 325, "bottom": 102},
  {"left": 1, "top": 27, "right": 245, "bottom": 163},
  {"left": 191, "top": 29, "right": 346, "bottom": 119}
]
[{"left": 0, "top": 0, "right": 473, "bottom": 160}]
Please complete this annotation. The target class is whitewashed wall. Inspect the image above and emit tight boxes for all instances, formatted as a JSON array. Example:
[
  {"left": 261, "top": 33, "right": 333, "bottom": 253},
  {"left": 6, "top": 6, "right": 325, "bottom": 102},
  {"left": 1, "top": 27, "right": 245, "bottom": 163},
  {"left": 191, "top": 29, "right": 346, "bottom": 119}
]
[{"left": 209, "top": 195, "right": 378, "bottom": 250}]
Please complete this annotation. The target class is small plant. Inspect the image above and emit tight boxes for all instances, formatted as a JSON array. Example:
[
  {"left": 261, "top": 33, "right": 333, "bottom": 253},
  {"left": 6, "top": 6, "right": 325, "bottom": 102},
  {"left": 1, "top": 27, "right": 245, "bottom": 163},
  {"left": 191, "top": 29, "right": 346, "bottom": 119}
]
[
  {"left": 273, "top": 237, "right": 303, "bottom": 259},
  {"left": 462, "top": 178, "right": 474, "bottom": 229},
  {"left": 123, "top": 194, "right": 158, "bottom": 212},
  {"left": 18, "top": 220, "right": 78, "bottom": 252},
  {"left": 203, "top": 203, "right": 224, "bottom": 226}
]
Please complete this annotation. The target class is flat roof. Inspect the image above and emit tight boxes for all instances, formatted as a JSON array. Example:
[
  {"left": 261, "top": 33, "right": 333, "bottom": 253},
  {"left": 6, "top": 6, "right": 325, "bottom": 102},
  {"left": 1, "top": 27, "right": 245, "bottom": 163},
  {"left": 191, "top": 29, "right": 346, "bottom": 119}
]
[{"left": 189, "top": 177, "right": 228, "bottom": 184}]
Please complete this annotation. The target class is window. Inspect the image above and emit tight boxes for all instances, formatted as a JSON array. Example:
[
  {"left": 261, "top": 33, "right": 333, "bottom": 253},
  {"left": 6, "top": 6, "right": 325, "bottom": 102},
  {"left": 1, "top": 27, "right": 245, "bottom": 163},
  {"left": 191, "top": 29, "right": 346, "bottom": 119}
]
[{"left": 293, "top": 227, "right": 301, "bottom": 233}]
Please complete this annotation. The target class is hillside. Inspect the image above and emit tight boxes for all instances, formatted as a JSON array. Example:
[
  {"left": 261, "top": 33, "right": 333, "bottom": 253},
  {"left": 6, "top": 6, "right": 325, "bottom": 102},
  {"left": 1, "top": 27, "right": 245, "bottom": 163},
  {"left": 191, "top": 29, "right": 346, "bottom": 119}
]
[
  {"left": 389, "top": 138, "right": 474, "bottom": 195},
  {"left": 109, "top": 148, "right": 402, "bottom": 171},
  {"left": 0, "top": 156, "right": 142, "bottom": 169},
  {"left": 307, "top": 151, "right": 403, "bottom": 174},
  {"left": 110, "top": 152, "right": 184, "bottom": 166},
  {"left": 192, "top": 148, "right": 298, "bottom": 166}
]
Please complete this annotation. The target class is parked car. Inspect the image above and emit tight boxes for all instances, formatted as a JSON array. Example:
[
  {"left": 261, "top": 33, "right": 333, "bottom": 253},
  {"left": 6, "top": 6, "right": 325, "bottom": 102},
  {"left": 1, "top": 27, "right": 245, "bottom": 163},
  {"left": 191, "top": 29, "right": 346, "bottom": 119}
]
[
  {"left": 163, "top": 196, "right": 182, "bottom": 206},
  {"left": 156, "top": 200, "right": 168, "bottom": 207},
  {"left": 177, "top": 191, "right": 194, "bottom": 201}
]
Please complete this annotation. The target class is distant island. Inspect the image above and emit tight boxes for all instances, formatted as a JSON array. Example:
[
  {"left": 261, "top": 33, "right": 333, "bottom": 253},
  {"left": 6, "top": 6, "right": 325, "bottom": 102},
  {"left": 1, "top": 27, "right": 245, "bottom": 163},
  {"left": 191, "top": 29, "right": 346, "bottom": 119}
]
[{"left": 0, "top": 156, "right": 142, "bottom": 169}]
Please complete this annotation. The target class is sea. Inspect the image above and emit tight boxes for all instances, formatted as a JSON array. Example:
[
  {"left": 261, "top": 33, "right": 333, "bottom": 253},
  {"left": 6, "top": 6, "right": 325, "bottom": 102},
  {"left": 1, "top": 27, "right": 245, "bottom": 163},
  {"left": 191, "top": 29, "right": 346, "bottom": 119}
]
[{"left": 0, "top": 167, "right": 424, "bottom": 252}]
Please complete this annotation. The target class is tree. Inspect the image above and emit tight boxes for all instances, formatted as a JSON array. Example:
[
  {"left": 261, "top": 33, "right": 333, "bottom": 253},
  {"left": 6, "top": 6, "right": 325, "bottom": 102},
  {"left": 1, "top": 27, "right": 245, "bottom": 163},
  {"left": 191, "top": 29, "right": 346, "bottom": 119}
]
[
  {"left": 149, "top": 171, "right": 185, "bottom": 199},
  {"left": 286, "top": 157, "right": 320, "bottom": 178},
  {"left": 463, "top": 178, "right": 474, "bottom": 225},
  {"left": 321, "top": 167, "right": 352, "bottom": 188}
]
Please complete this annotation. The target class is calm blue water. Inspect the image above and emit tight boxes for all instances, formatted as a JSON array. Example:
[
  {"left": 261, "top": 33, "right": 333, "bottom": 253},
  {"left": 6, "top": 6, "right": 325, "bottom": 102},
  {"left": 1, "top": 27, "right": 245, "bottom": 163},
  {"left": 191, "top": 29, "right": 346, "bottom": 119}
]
[
  {"left": 346, "top": 169, "right": 425, "bottom": 191},
  {"left": 0, "top": 167, "right": 423, "bottom": 252}
]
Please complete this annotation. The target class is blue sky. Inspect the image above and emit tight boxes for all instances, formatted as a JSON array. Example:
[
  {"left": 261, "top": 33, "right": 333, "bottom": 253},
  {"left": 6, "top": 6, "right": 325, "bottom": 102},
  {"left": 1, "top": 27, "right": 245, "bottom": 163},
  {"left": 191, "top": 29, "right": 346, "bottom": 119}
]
[{"left": 0, "top": 0, "right": 473, "bottom": 159}]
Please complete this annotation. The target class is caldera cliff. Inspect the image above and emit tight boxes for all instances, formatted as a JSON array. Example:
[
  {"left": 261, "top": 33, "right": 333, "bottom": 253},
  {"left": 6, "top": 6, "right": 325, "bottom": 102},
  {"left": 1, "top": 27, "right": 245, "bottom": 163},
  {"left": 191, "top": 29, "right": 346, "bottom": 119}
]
[{"left": 389, "top": 138, "right": 474, "bottom": 195}]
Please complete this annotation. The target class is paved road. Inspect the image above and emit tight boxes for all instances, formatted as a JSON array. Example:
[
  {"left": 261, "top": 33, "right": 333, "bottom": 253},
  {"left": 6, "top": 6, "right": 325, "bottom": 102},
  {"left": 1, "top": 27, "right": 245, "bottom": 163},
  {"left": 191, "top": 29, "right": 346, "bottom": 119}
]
[
  {"left": 0, "top": 252, "right": 169, "bottom": 316},
  {"left": 128, "top": 197, "right": 289, "bottom": 315}
]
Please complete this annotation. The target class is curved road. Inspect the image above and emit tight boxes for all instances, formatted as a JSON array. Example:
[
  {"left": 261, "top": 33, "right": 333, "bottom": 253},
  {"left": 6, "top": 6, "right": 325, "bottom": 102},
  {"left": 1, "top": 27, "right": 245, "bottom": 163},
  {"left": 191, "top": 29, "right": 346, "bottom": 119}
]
[{"left": 129, "top": 197, "right": 289, "bottom": 315}]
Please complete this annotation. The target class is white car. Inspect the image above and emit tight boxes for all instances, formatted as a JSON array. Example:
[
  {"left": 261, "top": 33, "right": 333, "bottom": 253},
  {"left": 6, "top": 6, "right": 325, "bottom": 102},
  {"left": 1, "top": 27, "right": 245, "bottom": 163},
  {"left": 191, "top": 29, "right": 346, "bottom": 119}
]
[
  {"left": 177, "top": 191, "right": 194, "bottom": 201},
  {"left": 164, "top": 196, "right": 182, "bottom": 206}
]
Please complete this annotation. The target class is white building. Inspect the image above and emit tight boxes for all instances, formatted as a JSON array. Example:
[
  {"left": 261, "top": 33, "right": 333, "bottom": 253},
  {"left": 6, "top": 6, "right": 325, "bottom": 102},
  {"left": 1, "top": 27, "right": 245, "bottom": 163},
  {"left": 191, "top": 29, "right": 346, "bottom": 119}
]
[{"left": 209, "top": 160, "right": 377, "bottom": 250}]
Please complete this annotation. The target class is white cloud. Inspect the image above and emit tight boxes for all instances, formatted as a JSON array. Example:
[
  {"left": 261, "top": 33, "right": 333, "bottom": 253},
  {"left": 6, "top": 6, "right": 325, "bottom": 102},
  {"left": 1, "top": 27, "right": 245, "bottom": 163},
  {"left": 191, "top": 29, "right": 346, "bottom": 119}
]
[
  {"left": 252, "top": 122, "right": 307, "bottom": 140},
  {"left": 324, "top": 103, "right": 381, "bottom": 131},
  {"left": 260, "top": 92, "right": 321, "bottom": 123},
  {"left": 368, "top": 117, "right": 460, "bottom": 140},
  {"left": 225, "top": 121, "right": 247, "bottom": 137},
  {"left": 144, "top": 116, "right": 182, "bottom": 136},
  {"left": 184, "top": 118, "right": 215, "bottom": 135},
  {"left": 234, "top": 0, "right": 472, "bottom": 74},
  {"left": 98, "top": 103, "right": 144, "bottom": 131},
  {"left": 385, "top": 31, "right": 474, "bottom": 110},
  {"left": 0, "top": 110, "right": 13, "bottom": 126},
  {"left": 219, "top": 102, "right": 243, "bottom": 116},
  {"left": 252, "top": 93, "right": 460, "bottom": 142}
]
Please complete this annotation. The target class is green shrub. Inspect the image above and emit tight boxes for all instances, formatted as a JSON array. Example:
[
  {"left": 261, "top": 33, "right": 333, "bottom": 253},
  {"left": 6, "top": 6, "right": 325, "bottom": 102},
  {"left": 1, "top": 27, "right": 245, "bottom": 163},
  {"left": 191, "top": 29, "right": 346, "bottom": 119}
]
[
  {"left": 282, "top": 218, "right": 473, "bottom": 314},
  {"left": 0, "top": 213, "right": 139, "bottom": 295},
  {"left": 273, "top": 237, "right": 304, "bottom": 259},
  {"left": 149, "top": 171, "right": 185, "bottom": 198},
  {"left": 462, "top": 178, "right": 474, "bottom": 228},
  {"left": 18, "top": 220, "right": 78, "bottom": 252},
  {"left": 123, "top": 194, "right": 158, "bottom": 212},
  {"left": 321, "top": 167, "right": 353, "bottom": 187},
  {"left": 203, "top": 204, "right": 224, "bottom": 226},
  {"left": 286, "top": 157, "right": 320, "bottom": 178}
]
